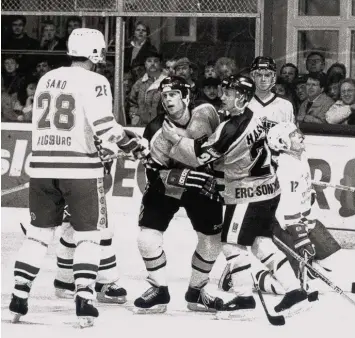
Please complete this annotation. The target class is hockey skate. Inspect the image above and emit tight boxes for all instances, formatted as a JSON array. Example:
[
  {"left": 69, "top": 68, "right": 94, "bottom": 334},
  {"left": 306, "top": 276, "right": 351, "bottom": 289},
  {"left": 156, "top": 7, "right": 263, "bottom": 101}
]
[
  {"left": 274, "top": 288, "right": 308, "bottom": 313},
  {"left": 95, "top": 282, "right": 127, "bottom": 304},
  {"left": 76, "top": 295, "right": 99, "bottom": 328},
  {"left": 54, "top": 279, "right": 75, "bottom": 299},
  {"left": 185, "top": 286, "right": 224, "bottom": 312},
  {"left": 218, "top": 263, "right": 232, "bottom": 292},
  {"left": 215, "top": 295, "right": 256, "bottom": 321},
  {"left": 133, "top": 285, "right": 170, "bottom": 314},
  {"left": 9, "top": 294, "right": 28, "bottom": 323}
]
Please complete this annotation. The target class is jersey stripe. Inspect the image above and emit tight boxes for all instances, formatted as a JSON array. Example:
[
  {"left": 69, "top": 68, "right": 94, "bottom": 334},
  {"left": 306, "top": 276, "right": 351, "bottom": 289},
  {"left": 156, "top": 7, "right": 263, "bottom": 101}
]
[
  {"left": 93, "top": 116, "right": 114, "bottom": 126},
  {"left": 30, "top": 162, "right": 103, "bottom": 169},
  {"left": 32, "top": 150, "right": 98, "bottom": 158}
]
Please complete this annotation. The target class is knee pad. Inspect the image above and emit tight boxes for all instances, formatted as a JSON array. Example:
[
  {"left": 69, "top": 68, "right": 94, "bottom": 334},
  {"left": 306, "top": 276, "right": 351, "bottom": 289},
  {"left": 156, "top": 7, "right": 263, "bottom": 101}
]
[
  {"left": 222, "top": 243, "right": 248, "bottom": 258},
  {"left": 73, "top": 230, "right": 101, "bottom": 246},
  {"left": 251, "top": 237, "right": 277, "bottom": 261},
  {"left": 137, "top": 227, "right": 163, "bottom": 257},
  {"left": 26, "top": 224, "right": 55, "bottom": 246},
  {"left": 196, "top": 232, "right": 222, "bottom": 257}
]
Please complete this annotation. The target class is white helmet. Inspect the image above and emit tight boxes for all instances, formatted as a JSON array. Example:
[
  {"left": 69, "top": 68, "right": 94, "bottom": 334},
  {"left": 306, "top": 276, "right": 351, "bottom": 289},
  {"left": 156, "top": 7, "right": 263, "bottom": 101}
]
[
  {"left": 67, "top": 28, "right": 106, "bottom": 64},
  {"left": 267, "top": 122, "right": 298, "bottom": 151}
]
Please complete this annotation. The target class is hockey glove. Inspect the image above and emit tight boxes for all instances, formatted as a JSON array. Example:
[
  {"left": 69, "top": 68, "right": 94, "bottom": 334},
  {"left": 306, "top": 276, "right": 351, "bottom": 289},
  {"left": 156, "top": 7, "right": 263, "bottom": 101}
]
[
  {"left": 94, "top": 135, "right": 118, "bottom": 162},
  {"left": 166, "top": 169, "right": 218, "bottom": 200},
  {"left": 286, "top": 223, "right": 316, "bottom": 258},
  {"left": 117, "top": 130, "right": 149, "bottom": 160}
]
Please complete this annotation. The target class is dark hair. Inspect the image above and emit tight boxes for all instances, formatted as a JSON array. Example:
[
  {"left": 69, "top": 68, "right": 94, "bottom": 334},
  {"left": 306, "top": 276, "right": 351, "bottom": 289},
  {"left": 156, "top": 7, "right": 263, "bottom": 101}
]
[
  {"left": 11, "top": 15, "right": 26, "bottom": 25},
  {"left": 307, "top": 72, "right": 327, "bottom": 88},
  {"left": 205, "top": 60, "right": 216, "bottom": 68},
  {"left": 17, "top": 75, "right": 38, "bottom": 106},
  {"left": 66, "top": 16, "right": 82, "bottom": 26},
  {"left": 326, "top": 62, "right": 346, "bottom": 78},
  {"left": 306, "top": 51, "right": 325, "bottom": 63},
  {"left": 69, "top": 55, "right": 89, "bottom": 63},
  {"left": 327, "top": 73, "right": 344, "bottom": 86},
  {"left": 134, "top": 21, "right": 150, "bottom": 37},
  {"left": 3, "top": 54, "right": 19, "bottom": 63},
  {"left": 280, "top": 63, "right": 299, "bottom": 77}
]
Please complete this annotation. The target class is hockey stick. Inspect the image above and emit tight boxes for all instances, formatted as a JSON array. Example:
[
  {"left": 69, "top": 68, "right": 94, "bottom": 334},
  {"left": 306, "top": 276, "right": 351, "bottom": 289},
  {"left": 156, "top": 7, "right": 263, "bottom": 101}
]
[
  {"left": 1, "top": 182, "right": 29, "bottom": 196},
  {"left": 251, "top": 273, "right": 285, "bottom": 326},
  {"left": 274, "top": 236, "right": 355, "bottom": 307},
  {"left": 312, "top": 181, "right": 355, "bottom": 193}
]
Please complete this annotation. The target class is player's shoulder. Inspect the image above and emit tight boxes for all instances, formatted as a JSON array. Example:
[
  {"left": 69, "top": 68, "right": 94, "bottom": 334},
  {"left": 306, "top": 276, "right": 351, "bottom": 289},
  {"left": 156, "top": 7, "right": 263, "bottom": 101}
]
[
  {"left": 192, "top": 103, "right": 218, "bottom": 120},
  {"left": 274, "top": 94, "right": 293, "bottom": 108},
  {"left": 143, "top": 113, "right": 166, "bottom": 141},
  {"left": 223, "top": 108, "right": 254, "bottom": 134}
]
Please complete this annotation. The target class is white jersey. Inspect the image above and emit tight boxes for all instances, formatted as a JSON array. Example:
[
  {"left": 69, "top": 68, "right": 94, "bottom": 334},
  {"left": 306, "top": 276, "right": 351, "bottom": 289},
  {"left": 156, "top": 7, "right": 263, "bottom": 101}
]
[
  {"left": 30, "top": 66, "right": 124, "bottom": 179},
  {"left": 248, "top": 94, "right": 295, "bottom": 132},
  {"left": 275, "top": 151, "right": 316, "bottom": 230}
]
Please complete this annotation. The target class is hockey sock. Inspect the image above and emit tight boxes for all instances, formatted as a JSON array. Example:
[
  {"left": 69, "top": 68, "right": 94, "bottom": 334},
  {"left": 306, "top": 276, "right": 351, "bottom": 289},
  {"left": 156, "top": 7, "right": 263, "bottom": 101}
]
[
  {"left": 96, "top": 238, "right": 119, "bottom": 286},
  {"left": 223, "top": 243, "right": 253, "bottom": 296},
  {"left": 189, "top": 233, "right": 222, "bottom": 288},
  {"left": 13, "top": 237, "right": 49, "bottom": 298},
  {"left": 137, "top": 228, "right": 167, "bottom": 286}
]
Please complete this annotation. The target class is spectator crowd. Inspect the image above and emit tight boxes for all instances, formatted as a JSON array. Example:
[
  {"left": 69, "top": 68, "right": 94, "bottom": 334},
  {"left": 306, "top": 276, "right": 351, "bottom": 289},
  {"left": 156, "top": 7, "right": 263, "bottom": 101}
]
[{"left": 2, "top": 16, "right": 355, "bottom": 127}]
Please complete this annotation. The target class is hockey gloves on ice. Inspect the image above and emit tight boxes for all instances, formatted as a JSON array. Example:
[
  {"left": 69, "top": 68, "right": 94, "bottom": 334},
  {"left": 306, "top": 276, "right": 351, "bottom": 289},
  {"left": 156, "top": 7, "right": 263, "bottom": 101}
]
[
  {"left": 286, "top": 223, "right": 316, "bottom": 258},
  {"left": 166, "top": 169, "right": 219, "bottom": 200}
]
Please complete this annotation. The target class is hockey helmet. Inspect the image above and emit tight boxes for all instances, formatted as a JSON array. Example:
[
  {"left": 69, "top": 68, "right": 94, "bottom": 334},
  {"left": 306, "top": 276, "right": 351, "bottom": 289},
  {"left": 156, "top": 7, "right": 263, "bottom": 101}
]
[
  {"left": 67, "top": 28, "right": 106, "bottom": 64},
  {"left": 250, "top": 56, "right": 277, "bottom": 73},
  {"left": 267, "top": 122, "right": 298, "bottom": 151},
  {"left": 221, "top": 75, "right": 256, "bottom": 103}
]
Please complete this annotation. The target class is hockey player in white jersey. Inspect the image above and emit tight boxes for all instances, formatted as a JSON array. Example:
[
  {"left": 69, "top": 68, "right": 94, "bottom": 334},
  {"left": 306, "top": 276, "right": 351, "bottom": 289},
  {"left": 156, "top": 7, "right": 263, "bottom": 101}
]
[{"left": 9, "top": 28, "right": 144, "bottom": 327}]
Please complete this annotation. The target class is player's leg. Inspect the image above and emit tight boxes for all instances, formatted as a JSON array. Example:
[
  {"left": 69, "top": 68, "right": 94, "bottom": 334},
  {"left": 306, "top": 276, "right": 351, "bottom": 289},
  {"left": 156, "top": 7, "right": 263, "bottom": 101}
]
[
  {"left": 184, "top": 193, "right": 224, "bottom": 312},
  {"left": 63, "top": 178, "right": 104, "bottom": 327},
  {"left": 9, "top": 178, "right": 62, "bottom": 322},
  {"left": 219, "top": 204, "right": 256, "bottom": 313},
  {"left": 133, "top": 188, "right": 179, "bottom": 313}
]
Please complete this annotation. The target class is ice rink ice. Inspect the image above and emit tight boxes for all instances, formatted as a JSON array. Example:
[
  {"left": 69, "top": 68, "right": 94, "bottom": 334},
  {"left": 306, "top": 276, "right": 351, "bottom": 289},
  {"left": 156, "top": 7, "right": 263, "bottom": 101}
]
[{"left": 2, "top": 207, "right": 355, "bottom": 338}]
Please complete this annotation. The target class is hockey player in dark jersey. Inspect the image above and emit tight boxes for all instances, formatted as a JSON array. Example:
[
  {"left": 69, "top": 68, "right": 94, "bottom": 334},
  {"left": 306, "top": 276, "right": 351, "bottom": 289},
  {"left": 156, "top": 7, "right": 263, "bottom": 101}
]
[
  {"left": 133, "top": 76, "right": 225, "bottom": 314},
  {"left": 162, "top": 75, "right": 309, "bottom": 317}
]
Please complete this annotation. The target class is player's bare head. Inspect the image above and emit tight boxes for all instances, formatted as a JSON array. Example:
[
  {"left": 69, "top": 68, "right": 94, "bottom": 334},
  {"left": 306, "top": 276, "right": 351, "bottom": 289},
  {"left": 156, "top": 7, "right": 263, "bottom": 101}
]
[
  {"left": 159, "top": 76, "right": 191, "bottom": 117},
  {"left": 220, "top": 75, "right": 255, "bottom": 113},
  {"left": 250, "top": 56, "right": 277, "bottom": 93},
  {"left": 267, "top": 122, "right": 305, "bottom": 154},
  {"left": 67, "top": 28, "right": 106, "bottom": 67}
]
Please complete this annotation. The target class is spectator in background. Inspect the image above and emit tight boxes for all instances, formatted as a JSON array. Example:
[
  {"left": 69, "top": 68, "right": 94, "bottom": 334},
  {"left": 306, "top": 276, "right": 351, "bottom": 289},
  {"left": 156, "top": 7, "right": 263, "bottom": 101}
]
[
  {"left": 326, "top": 62, "right": 346, "bottom": 80},
  {"left": 273, "top": 76, "right": 297, "bottom": 109},
  {"left": 12, "top": 75, "right": 38, "bottom": 122},
  {"left": 326, "top": 73, "right": 343, "bottom": 101},
  {"left": 195, "top": 77, "right": 222, "bottom": 111},
  {"left": 40, "top": 20, "right": 66, "bottom": 51},
  {"left": 2, "top": 75, "right": 19, "bottom": 122},
  {"left": 123, "top": 72, "right": 134, "bottom": 124},
  {"left": 326, "top": 78, "right": 355, "bottom": 125},
  {"left": 33, "top": 57, "right": 51, "bottom": 80},
  {"left": 124, "top": 22, "right": 158, "bottom": 73},
  {"left": 305, "top": 51, "right": 326, "bottom": 77},
  {"left": 294, "top": 74, "right": 308, "bottom": 108},
  {"left": 215, "top": 57, "right": 237, "bottom": 80},
  {"left": 96, "top": 57, "right": 115, "bottom": 92},
  {"left": 62, "top": 16, "right": 82, "bottom": 47},
  {"left": 279, "top": 63, "right": 298, "bottom": 84},
  {"left": 131, "top": 59, "right": 147, "bottom": 84},
  {"left": 297, "top": 73, "right": 334, "bottom": 124},
  {"left": 204, "top": 60, "right": 217, "bottom": 79},
  {"left": 174, "top": 57, "right": 199, "bottom": 103},
  {"left": 128, "top": 51, "right": 166, "bottom": 126},
  {"left": 2, "top": 55, "right": 23, "bottom": 95},
  {"left": 162, "top": 58, "right": 177, "bottom": 77},
  {"left": 2, "top": 16, "right": 39, "bottom": 50}
]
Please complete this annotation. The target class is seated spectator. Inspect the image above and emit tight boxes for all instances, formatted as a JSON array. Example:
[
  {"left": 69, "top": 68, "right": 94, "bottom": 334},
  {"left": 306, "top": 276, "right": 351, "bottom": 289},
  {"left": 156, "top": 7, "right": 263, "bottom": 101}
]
[
  {"left": 326, "top": 73, "right": 343, "bottom": 101},
  {"left": 33, "top": 57, "right": 52, "bottom": 80},
  {"left": 297, "top": 73, "right": 334, "bottom": 124},
  {"left": 273, "top": 76, "right": 298, "bottom": 110},
  {"left": 305, "top": 51, "right": 326, "bottom": 77},
  {"left": 2, "top": 55, "right": 23, "bottom": 95},
  {"left": 326, "top": 62, "right": 346, "bottom": 80},
  {"left": 326, "top": 78, "right": 355, "bottom": 125},
  {"left": 123, "top": 72, "right": 134, "bottom": 124},
  {"left": 12, "top": 75, "right": 38, "bottom": 122},
  {"left": 124, "top": 21, "right": 158, "bottom": 73},
  {"left": 40, "top": 20, "right": 66, "bottom": 51},
  {"left": 294, "top": 74, "right": 308, "bottom": 108},
  {"left": 174, "top": 57, "right": 199, "bottom": 103},
  {"left": 62, "top": 16, "right": 82, "bottom": 48},
  {"left": 131, "top": 59, "right": 147, "bottom": 84},
  {"left": 162, "top": 58, "right": 177, "bottom": 77},
  {"left": 2, "top": 15, "right": 39, "bottom": 50},
  {"left": 215, "top": 57, "right": 237, "bottom": 80},
  {"left": 1, "top": 75, "right": 19, "bottom": 122},
  {"left": 128, "top": 52, "right": 166, "bottom": 126},
  {"left": 195, "top": 77, "right": 222, "bottom": 111},
  {"left": 204, "top": 60, "right": 217, "bottom": 79},
  {"left": 279, "top": 63, "right": 298, "bottom": 84}
]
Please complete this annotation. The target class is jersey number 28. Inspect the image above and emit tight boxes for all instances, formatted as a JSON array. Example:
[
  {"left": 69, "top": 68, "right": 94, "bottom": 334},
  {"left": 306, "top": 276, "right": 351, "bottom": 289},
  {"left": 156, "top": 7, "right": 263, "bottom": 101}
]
[{"left": 37, "top": 92, "right": 75, "bottom": 131}]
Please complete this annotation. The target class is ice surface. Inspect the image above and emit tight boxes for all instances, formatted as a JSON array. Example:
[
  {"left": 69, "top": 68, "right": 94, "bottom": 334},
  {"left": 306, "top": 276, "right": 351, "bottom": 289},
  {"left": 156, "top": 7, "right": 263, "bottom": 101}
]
[{"left": 1, "top": 207, "right": 355, "bottom": 338}]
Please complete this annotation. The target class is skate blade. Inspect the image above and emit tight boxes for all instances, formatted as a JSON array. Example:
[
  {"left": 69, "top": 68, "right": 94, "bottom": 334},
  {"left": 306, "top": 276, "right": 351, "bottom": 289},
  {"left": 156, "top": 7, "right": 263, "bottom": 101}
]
[
  {"left": 10, "top": 312, "right": 23, "bottom": 323},
  {"left": 133, "top": 305, "right": 167, "bottom": 314},
  {"left": 214, "top": 309, "right": 256, "bottom": 321},
  {"left": 187, "top": 302, "right": 217, "bottom": 313},
  {"left": 96, "top": 293, "right": 127, "bottom": 304},
  {"left": 282, "top": 299, "right": 313, "bottom": 318},
  {"left": 78, "top": 316, "right": 95, "bottom": 328},
  {"left": 55, "top": 288, "right": 75, "bottom": 299}
]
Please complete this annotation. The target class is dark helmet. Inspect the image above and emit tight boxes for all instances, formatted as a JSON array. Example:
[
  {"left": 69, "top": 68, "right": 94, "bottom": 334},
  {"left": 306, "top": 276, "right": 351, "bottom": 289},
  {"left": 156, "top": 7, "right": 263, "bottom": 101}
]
[
  {"left": 221, "top": 75, "right": 256, "bottom": 102},
  {"left": 159, "top": 75, "right": 191, "bottom": 100},
  {"left": 250, "top": 56, "right": 277, "bottom": 72}
]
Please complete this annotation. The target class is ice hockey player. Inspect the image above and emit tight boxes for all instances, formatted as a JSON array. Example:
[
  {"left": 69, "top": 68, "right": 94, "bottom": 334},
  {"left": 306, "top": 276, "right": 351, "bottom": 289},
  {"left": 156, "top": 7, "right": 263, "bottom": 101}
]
[
  {"left": 267, "top": 122, "right": 341, "bottom": 289},
  {"left": 133, "top": 75, "right": 225, "bottom": 314},
  {"left": 162, "top": 74, "right": 310, "bottom": 316},
  {"left": 9, "top": 28, "right": 144, "bottom": 327}
]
